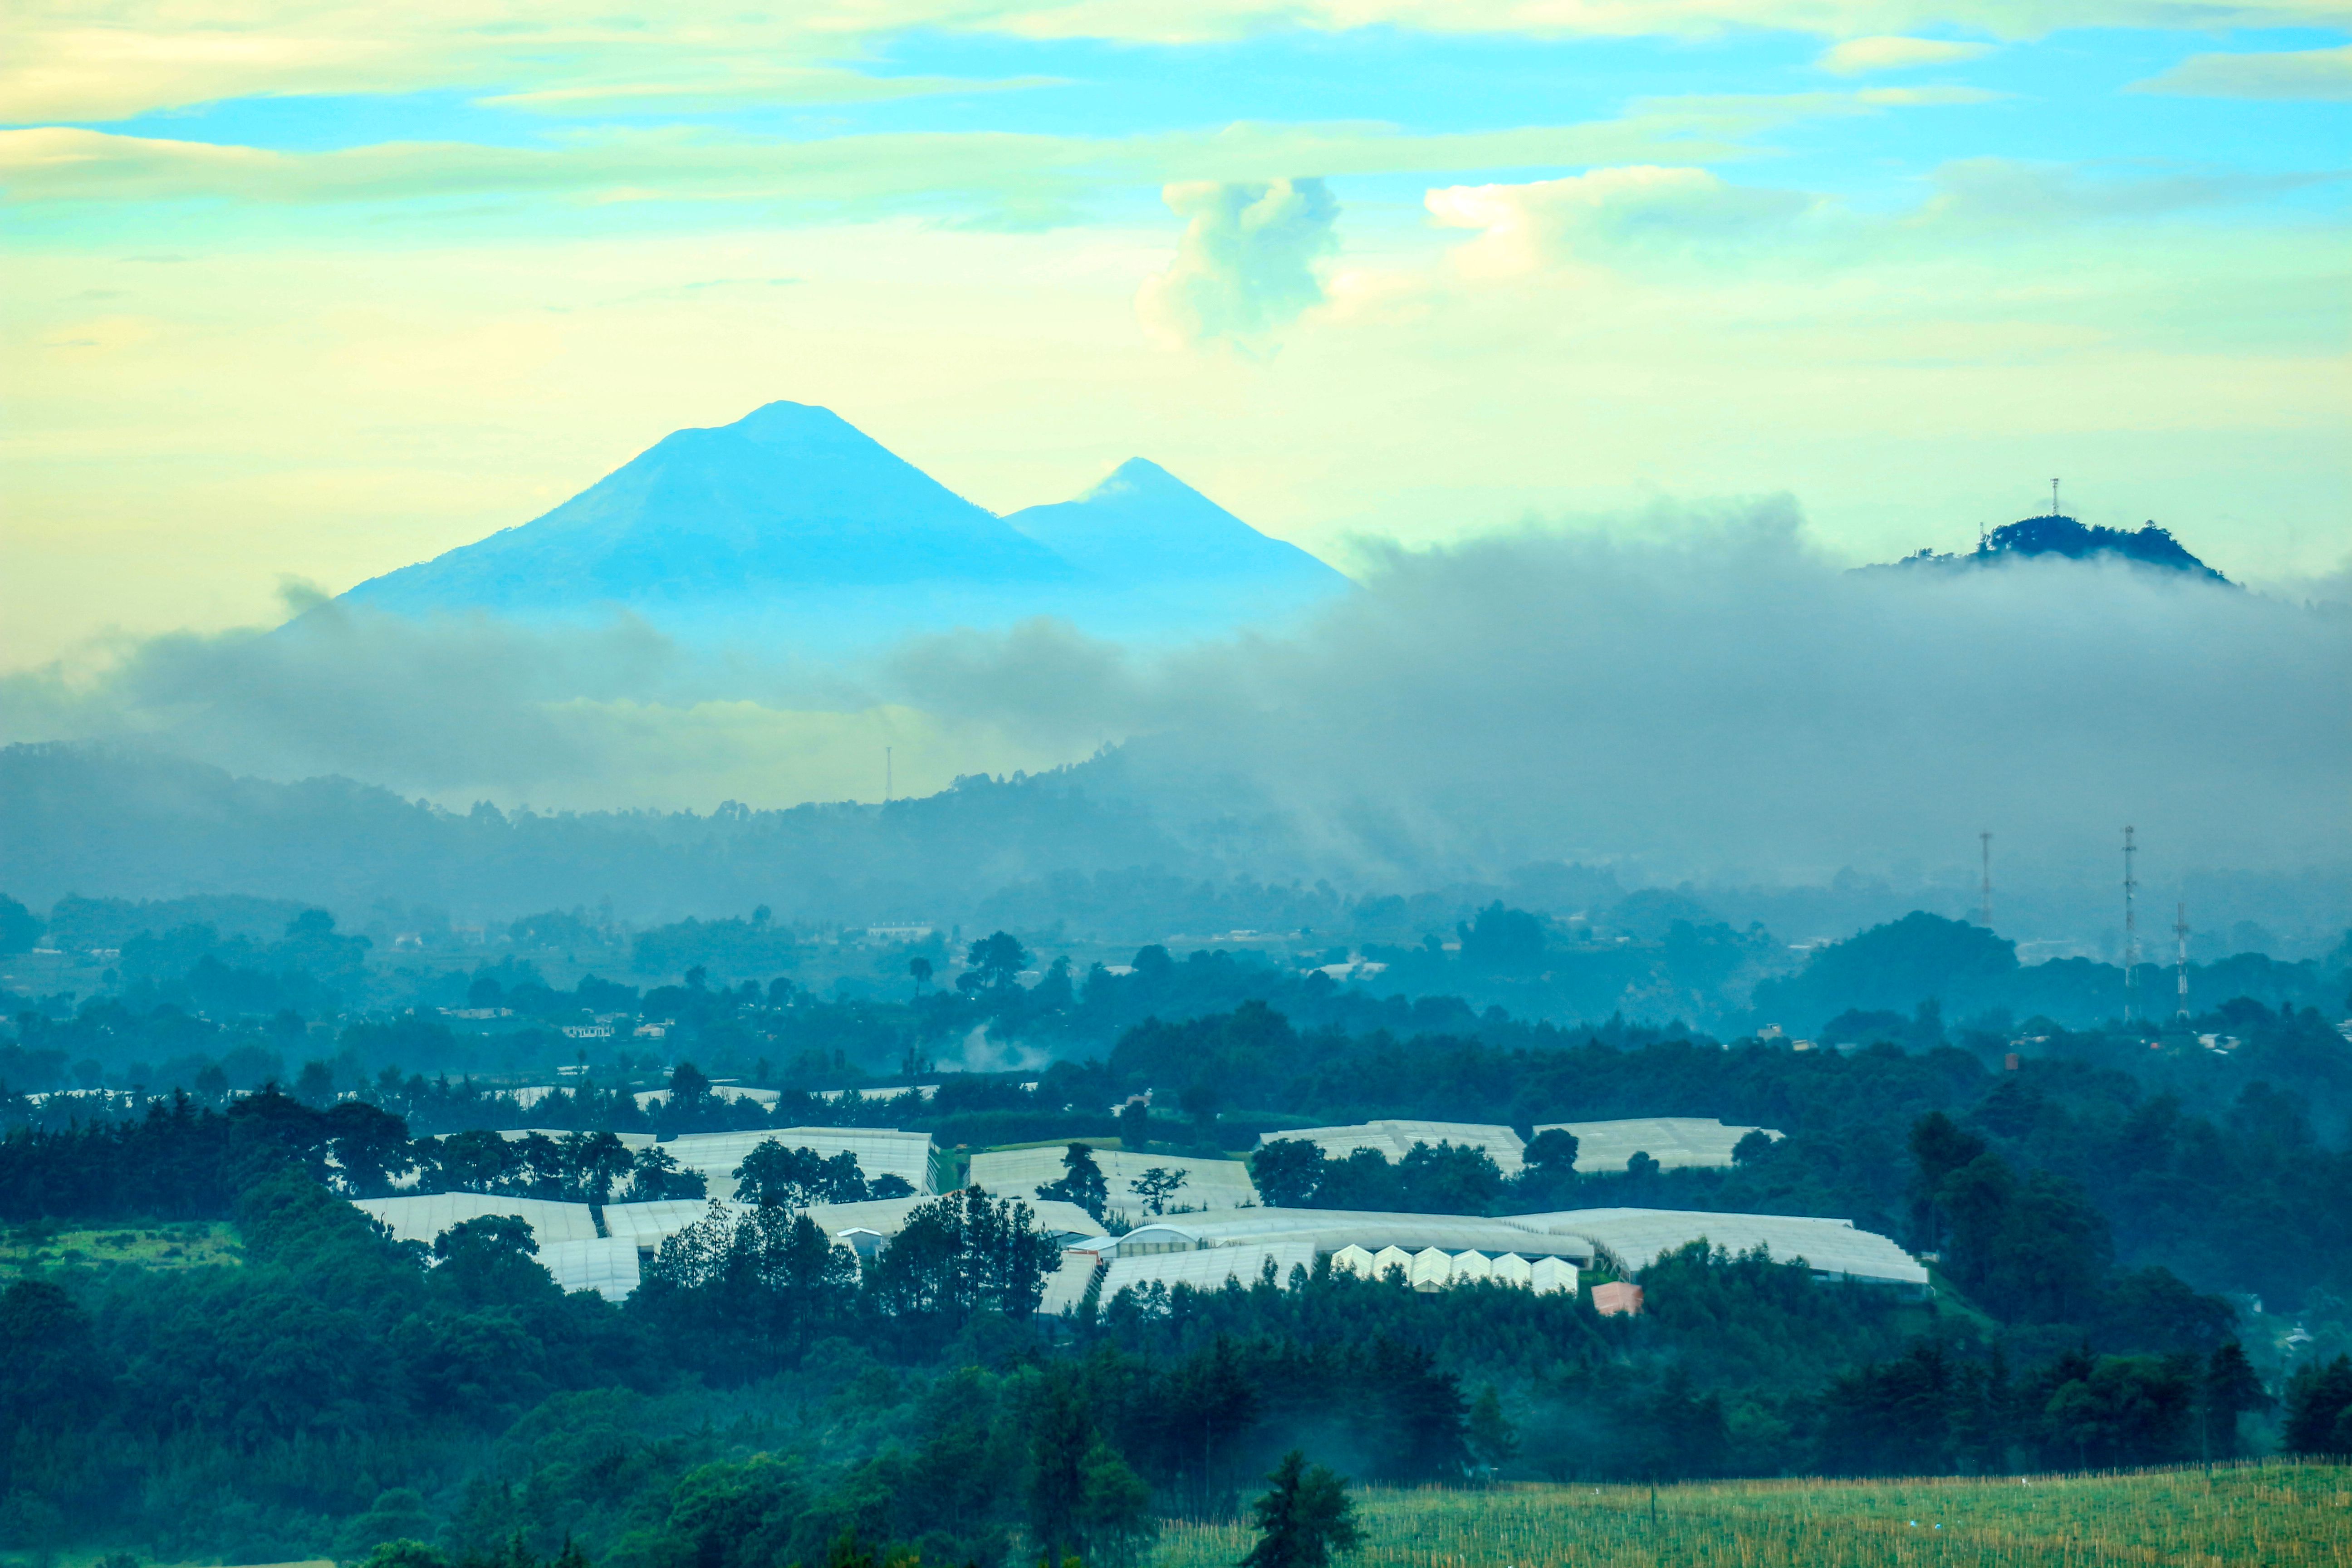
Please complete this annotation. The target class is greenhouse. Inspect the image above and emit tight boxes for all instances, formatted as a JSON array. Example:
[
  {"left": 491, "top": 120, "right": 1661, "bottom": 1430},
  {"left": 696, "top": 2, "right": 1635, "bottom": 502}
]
[
  {"left": 354, "top": 1192, "right": 601, "bottom": 1247},
  {"left": 1266, "top": 1119, "right": 1528, "bottom": 1175},
  {"left": 663, "top": 1127, "right": 936, "bottom": 1199},
  {"left": 1101, "top": 1206, "right": 1594, "bottom": 1262},
  {"left": 537, "top": 1237, "right": 643, "bottom": 1301},
  {"left": 1096, "top": 1240, "right": 1318, "bottom": 1303},
  {"left": 1532, "top": 1207, "right": 1929, "bottom": 1288},
  {"left": 968, "top": 1146, "right": 1259, "bottom": 1215},
  {"left": 602, "top": 1197, "right": 745, "bottom": 1247},
  {"left": 1539, "top": 1117, "right": 1779, "bottom": 1172}
]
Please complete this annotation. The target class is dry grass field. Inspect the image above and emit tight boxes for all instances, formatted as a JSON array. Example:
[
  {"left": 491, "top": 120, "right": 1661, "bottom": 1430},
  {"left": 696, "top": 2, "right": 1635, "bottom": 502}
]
[{"left": 1152, "top": 1461, "right": 2352, "bottom": 1568}]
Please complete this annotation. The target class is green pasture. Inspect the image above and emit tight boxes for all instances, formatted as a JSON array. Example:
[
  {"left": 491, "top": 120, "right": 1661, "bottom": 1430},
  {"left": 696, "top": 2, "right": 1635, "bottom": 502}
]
[{"left": 0, "top": 1220, "right": 242, "bottom": 1277}]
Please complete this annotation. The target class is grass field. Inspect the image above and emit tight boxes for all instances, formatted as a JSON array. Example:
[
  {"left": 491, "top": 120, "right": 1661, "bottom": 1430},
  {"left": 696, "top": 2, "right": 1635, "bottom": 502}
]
[
  {"left": 1151, "top": 1462, "right": 2352, "bottom": 1568},
  {"left": 0, "top": 1220, "right": 242, "bottom": 1278}
]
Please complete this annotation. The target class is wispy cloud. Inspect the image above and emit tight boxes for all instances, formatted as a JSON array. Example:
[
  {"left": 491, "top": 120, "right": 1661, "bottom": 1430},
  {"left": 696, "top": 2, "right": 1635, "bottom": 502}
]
[
  {"left": 2129, "top": 43, "right": 2352, "bottom": 101},
  {"left": 1817, "top": 35, "right": 1992, "bottom": 75}
]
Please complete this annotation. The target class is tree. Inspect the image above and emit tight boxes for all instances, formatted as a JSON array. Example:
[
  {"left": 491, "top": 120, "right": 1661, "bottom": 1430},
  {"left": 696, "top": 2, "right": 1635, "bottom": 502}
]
[
  {"left": 0, "top": 894, "right": 41, "bottom": 956},
  {"left": 668, "top": 1061, "right": 713, "bottom": 1111},
  {"left": 2283, "top": 1356, "right": 2352, "bottom": 1454},
  {"left": 866, "top": 1189, "right": 1060, "bottom": 1331},
  {"left": 560, "top": 1130, "right": 633, "bottom": 1205},
  {"left": 1129, "top": 1167, "right": 1187, "bottom": 1218},
  {"left": 909, "top": 957, "right": 932, "bottom": 996},
  {"left": 1240, "top": 1451, "right": 1360, "bottom": 1568},
  {"left": 1117, "top": 1098, "right": 1152, "bottom": 1150},
  {"left": 964, "top": 932, "right": 1028, "bottom": 990},
  {"left": 622, "top": 1144, "right": 708, "bottom": 1201},
  {"left": 1178, "top": 1081, "right": 1221, "bottom": 1142},
  {"left": 1523, "top": 1128, "right": 1579, "bottom": 1174},
  {"left": 324, "top": 1100, "right": 418, "bottom": 1196},
  {"left": 1035, "top": 1144, "right": 1109, "bottom": 1223},
  {"left": 1250, "top": 1140, "right": 1323, "bottom": 1207},
  {"left": 736, "top": 1141, "right": 869, "bottom": 1209},
  {"left": 1457, "top": 904, "right": 1545, "bottom": 977},
  {"left": 2202, "top": 1341, "right": 2272, "bottom": 1459},
  {"left": 1467, "top": 1385, "right": 1519, "bottom": 1470}
]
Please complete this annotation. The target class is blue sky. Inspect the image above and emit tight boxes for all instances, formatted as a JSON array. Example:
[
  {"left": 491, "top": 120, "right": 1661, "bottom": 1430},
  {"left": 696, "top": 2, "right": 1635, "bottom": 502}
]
[{"left": 4, "top": 3, "right": 2347, "bottom": 666}]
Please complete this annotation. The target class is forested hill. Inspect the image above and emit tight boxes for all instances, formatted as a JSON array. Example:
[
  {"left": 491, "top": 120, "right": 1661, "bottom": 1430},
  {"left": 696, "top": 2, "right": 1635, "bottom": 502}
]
[{"left": 1872, "top": 515, "right": 2228, "bottom": 581}]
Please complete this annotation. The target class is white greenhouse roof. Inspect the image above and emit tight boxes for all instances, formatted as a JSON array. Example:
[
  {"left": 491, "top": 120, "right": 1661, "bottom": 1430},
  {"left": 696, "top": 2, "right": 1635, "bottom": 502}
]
[
  {"left": 430, "top": 1127, "right": 657, "bottom": 1150},
  {"left": 602, "top": 1198, "right": 748, "bottom": 1245},
  {"left": 1039, "top": 1249, "right": 1107, "bottom": 1316},
  {"left": 1117, "top": 1206, "right": 1592, "bottom": 1262},
  {"left": 969, "top": 1146, "right": 1260, "bottom": 1216},
  {"left": 538, "top": 1237, "right": 643, "bottom": 1301},
  {"left": 662, "top": 1128, "right": 934, "bottom": 1199},
  {"left": 1538, "top": 1118, "right": 1780, "bottom": 1173},
  {"left": 1529, "top": 1207, "right": 1927, "bottom": 1287},
  {"left": 801, "top": 1193, "right": 1108, "bottom": 1246},
  {"left": 1098, "top": 1241, "right": 1318, "bottom": 1302},
  {"left": 1268, "top": 1120, "right": 1527, "bottom": 1176},
  {"left": 353, "top": 1193, "right": 601, "bottom": 1247}
]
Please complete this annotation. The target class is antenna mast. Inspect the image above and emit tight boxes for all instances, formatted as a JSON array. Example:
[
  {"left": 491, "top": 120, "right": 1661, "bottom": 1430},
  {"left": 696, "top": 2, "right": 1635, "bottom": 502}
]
[
  {"left": 2175, "top": 902, "right": 2190, "bottom": 1023},
  {"left": 2051, "top": 477, "right": 2061, "bottom": 517},
  {"left": 2122, "top": 826, "right": 2138, "bottom": 1027},
  {"left": 1979, "top": 832, "right": 1993, "bottom": 927}
]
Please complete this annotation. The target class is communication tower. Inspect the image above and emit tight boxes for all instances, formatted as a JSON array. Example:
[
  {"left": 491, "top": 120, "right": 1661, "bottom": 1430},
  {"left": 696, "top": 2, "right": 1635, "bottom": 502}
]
[
  {"left": 2051, "top": 477, "right": 2061, "bottom": 517},
  {"left": 2122, "top": 826, "right": 2138, "bottom": 1026},
  {"left": 1979, "top": 832, "right": 1993, "bottom": 927},
  {"left": 2175, "top": 903, "right": 2190, "bottom": 1023}
]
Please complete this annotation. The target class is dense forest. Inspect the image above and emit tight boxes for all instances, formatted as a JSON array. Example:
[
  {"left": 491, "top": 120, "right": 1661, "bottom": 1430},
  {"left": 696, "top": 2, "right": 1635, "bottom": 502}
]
[{"left": 3, "top": 891, "right": 2350, "bottom": 1567}]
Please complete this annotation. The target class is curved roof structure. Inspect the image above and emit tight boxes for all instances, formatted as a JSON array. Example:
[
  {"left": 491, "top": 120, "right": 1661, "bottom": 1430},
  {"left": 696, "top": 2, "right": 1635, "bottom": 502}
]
[
  {"left": 1098, "top": 1240, "right": 1318, "bottom": 1302},
  {"left": 1111, "top": 1206, "right": 1593, "bottom": 1261},
  {"left": 1524, "top": 1207, "right": 1927, "bottom": 1287}
]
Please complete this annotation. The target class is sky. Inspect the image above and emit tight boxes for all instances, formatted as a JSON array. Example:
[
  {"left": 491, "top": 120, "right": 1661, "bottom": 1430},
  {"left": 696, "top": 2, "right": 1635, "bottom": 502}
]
[{"left": 5, "top": 1, "right": 2349, "bottom": 673}]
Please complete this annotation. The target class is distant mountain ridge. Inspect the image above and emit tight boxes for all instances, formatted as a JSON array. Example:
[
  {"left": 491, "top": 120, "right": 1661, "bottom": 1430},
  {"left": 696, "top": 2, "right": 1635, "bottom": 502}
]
[
  {"left": 338, "top": 402, "right": 1352, "bottom": 644},
  {"left": 1872, "top": 514, "right": 2229, "bottom": 582}
]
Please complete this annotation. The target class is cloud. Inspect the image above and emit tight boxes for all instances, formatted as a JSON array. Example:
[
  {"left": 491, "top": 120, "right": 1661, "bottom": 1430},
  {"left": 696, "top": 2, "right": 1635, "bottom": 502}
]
[
  {"left": 10, "top": 515, "right": 2346, "bottom": 889},
  {"left": 2129, "top": 43, "right": 2352, "bottom": 101},
  {"left": 5, "top": 2, "right": 2336, "bottom": 123},
  {"left": 1916, "top": 156, "right": 2347, "bottom": 229},
  {"left": 1817, "top": 35, "right": 1992, "bottom": 74},
  {"left": 1136, "top": 177, "right": 1341, "bottom": 347},
  {"left": 0, "top": 102, "right": 1846, "bottom": 213},
  {"left": 1426, "top": 166, "right": 1819, "bottom": 274},
  {"left": 881, "top": 511, "right": 2352, "bottom": 883}
]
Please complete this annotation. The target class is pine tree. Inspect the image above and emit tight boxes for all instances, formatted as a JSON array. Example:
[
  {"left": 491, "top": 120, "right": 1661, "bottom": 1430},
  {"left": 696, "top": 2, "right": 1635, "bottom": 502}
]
[{"left": 1240, "top": 1451, "right": 1360, "bottom": 1568}]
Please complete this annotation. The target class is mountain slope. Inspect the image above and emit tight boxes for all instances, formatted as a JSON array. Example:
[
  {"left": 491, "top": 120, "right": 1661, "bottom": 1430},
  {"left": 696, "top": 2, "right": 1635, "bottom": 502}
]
[
  {"left": 1008, "top": 458, "right": 1350, "bottom": 593},
  {"left": 343, "top": 402, "right": 1070, "bottom": 616}
]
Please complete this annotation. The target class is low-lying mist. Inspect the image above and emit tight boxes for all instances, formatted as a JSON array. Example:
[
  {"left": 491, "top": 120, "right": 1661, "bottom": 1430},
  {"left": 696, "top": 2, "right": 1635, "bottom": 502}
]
[{"left": 5, "top": 502, "right": 2346, "bottom": 901}]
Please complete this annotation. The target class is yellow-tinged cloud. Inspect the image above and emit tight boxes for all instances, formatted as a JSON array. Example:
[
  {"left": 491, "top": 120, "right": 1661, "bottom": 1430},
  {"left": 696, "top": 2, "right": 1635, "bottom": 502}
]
[
  {"left": 1817, "top": 36, "right": 1992, "bottom": 75},
  {"left": 2129, "top": 43, "right": 2352, "bottom": 100},
  {"left": 1426, "top": 165, "right": 1819, "bottom": 277},
  {"left": 0, "top": 101, "right": 1819, "bottom": 211},
  {"left": 7, "top": 0, "right": 2348, "bottom": 123}
]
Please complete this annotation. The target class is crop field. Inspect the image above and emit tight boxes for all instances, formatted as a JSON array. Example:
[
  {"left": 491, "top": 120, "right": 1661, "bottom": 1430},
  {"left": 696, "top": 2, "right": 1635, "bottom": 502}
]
[
  {"left": 1151, "top": 1461, "right": 2352, "bottom": 1568},
  {"left": 0, "top": 1220, "right": 242, "bottom": 1278}
]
